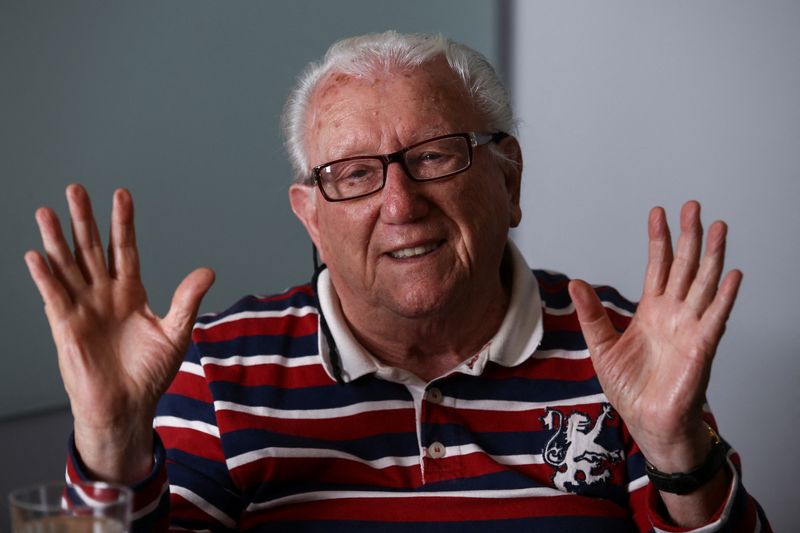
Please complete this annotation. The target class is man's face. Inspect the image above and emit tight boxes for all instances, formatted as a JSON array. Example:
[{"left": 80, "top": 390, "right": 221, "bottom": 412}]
[{"left": 290, "top": 59, "right": 522, "bottom": 322}]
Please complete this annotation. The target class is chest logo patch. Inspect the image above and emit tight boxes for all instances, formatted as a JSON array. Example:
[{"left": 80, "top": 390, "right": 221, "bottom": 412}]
[{"left": 541, "top": 404, "right": 623, "bottom": 491}]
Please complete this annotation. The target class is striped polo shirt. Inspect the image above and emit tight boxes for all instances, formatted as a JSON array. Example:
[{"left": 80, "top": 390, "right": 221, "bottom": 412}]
[{"left": 66, "top": 241, "right": 769, "bottom": 532}]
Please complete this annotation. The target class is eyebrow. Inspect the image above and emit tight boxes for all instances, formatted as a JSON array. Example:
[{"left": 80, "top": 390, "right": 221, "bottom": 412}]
[{"left": 322, "top": 126, "right": 456, "bottom": 162}]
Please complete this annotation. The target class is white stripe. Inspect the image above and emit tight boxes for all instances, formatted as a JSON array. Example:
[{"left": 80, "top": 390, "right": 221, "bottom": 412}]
[
  {"left": 214, "top": 399, "right": 413, "bottom": 420},
  {"left": 131, "top": 480, "right": 169, "bottom": 521},
  {"left": 440, "top": 443, "right": 545, "bottom": 465},
  {"left": 194, "top": 307, "right": 317, "bottom": 330},
  {"left": 227, "top": 444, "right": 549, "bottom": 472},
  {"left": 201, "top": 354, "right": 319, "bottom": 368},
  {"left": 179, "top": 361, "right": 205, "bottom": 377},
  {"left": 246, "top": 486, "right": 568, "bottom": 512},
  {"left": 440, "top": 393, "right": 610, "bottom": 412},
  {"left": 153, "top": 416, "right": 220, "bottom": 438},
  {"left": 601, "top": 301, "right": 635, "bottom": 318},
  {"left": 544, "top": 301, "right": 634, "bottom": 318},
  {"left": 228, "top": 446, "right": 420, "bottom": 471},
  {"left": 627, "top": 474, "right": 649, "bottom": 492},
  {"left": 170, "top": 485, "right": 236, "bottom": 528},
  {"left": 535, "top": 349, "right": 590, "bottom": 360},
  {"left": 544, "top": 304, "right": 575, "bottom": 316}
]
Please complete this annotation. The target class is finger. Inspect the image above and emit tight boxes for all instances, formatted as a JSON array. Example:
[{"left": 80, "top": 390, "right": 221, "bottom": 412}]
[
  {"left": 642, "top": 206, "right": 673, "bottom": 296},
  {"left": 35, "top": 206, "right": 88, "bottom": 292},
  {"left": 699, "top": 269, "right": 742, "bottom": 348},
  {"left": 161, "top": 268, "right": 216, "bottom": 348},
  {"left": 66, "top": 184, "right": 109, "bottom": 284},
  {"left": 665, "top": 200, "right": 702, "bottom": 300},
  {"left": 108, "top": 188, "right": 141, "bottom": 280},
  {"left": 24, "top": 250, "right": 72, "bottom": 315},
  {"left": 568, "top": 279, "right": 620, "bottom": 360},
  {"left": 685, "top": 220, "right": 727, "bottom": 314}
]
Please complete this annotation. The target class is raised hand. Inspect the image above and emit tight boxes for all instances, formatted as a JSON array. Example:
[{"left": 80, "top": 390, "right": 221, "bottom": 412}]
[
  {"left": 25, "top": 184, "right": 214, "bottom": 483},
  {"left": 568, "top": 201, "right": 740, "bottom": 486}
]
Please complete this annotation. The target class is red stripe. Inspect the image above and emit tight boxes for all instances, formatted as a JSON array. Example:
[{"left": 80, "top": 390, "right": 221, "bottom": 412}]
[
  {"left": 244, "top": 493, "right": 629, "bottom": 525},
  {"left": 219, "top": 408, "right": 416, "bottom": 439},
  {"left": 167, "top": 371, "right": 213, "bottom": 402},
  {"left": 195, "top": 314, "right": 318, "bottom": 343},
  {"left": 157, "top": 427, "right": 225, "bottom": 463},
  {"left": 485, "top": 356, "right": 598, "bottom": 381},
  {"left": 169, "top": 493, "right": 227, "bottom": 524},
  {"left": 205, "top": 362, "right": 334, "bottom": 388},
  {"left": 230, "top": 456, "right": 423, "bottom": 490},
  {"left": 255, "top": 285, "right": 313, "bottom": 302},
  {"left": 425, "top": 403, "right": 622, "bottom": 433}
]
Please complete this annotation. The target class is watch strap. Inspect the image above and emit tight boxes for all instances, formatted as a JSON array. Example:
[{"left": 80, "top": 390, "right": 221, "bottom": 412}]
[{"left": 645, "top": 423, "right": 728, "bottom": 495}]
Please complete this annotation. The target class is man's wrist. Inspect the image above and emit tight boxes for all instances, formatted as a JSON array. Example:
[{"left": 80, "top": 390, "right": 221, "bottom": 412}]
[
  {"left": 645, "top": 423, "right": 727, "bottom": 495},
  {"left": 73, "top": 418, "right": 155, "bottom": 484}
]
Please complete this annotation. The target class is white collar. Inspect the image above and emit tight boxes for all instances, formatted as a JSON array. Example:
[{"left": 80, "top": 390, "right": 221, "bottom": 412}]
[{"left": 316, "top": 239, "right": 543, "bottom": 384}]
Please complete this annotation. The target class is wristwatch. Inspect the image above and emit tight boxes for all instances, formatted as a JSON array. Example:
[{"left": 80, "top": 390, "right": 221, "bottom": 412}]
[{"left": 645, "top": 423, "right": 728, "bottom": 495}]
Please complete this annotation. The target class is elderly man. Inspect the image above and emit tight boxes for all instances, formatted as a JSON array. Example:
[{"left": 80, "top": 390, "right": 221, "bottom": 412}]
[{"left": 26, "top": 32, "right": 769, "bottom": 531}]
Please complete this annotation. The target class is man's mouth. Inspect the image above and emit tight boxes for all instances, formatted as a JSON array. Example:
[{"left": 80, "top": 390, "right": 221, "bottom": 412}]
[{"left": 388, "top": 241, "right": 442, "bottom": 259}]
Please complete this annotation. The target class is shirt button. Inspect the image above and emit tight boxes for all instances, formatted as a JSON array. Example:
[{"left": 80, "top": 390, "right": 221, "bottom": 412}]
[
  {"left": 427, "top": 387, "right": 443, "bottom": 404},
  {"left": 428, "top": 441, "right": 446, "bottom": 459}
]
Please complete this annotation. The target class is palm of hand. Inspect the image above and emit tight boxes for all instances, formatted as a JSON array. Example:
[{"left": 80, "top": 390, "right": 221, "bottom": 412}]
[
  {"left": 26, "top": 185, "right": 214, "bottom": 430},
  {"left": 569, "top": 202, "right": 741, "bottom": 459},
  {"left": 52, "top": 282, "right": 185, "bottom": 427}
]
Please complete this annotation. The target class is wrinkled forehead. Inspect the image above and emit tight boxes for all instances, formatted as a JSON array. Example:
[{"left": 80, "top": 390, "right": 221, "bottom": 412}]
[{"left": 304, "top": 59, "right": 481, "bottom": 165}]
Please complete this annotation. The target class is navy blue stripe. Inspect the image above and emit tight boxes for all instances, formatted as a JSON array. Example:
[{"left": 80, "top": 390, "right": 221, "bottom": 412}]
[
  {"left": 167, "top": 456, "right": 243, "bottom": 520},
  {"left": 539, "top": 330, "right": 588, "bottom": 351},
  {"left": 256, "top": 471, "right": 554, "bottom": 503},
  {"left": 196, "top": 332, "right": 318, "bottom": 359},
  {"left": 533, "top": 269, "right": 571, "bottom": 286},
  {"left": 210, "top": 377, "right": 413, "bottom": 409},
  {"left": 224, "top": 428, "right": 420, "bottom": 460},
  {"left": 166, "top": 448, "right": 234, "bottom": 490},
  {"left": 156, "top": 393, "right": 218, "bottom": 426},
  {"left": 421, "top": 423, "right": 625, "bottom": 456},
  {"left": 131, "top": 491, "right": 169, "bottom": 533},
  {"left": 197, "top": 287, "right": 316, "bottom": 325},
  {"left": 535, "top": 269, "right": 637, "bottom": 315},
  {"left": 436, "top": 374, "right": 602, "bottom": 402}
]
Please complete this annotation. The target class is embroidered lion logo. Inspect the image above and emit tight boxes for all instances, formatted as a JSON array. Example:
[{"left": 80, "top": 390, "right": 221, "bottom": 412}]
[{"left": 541, "top": 403, "right": 623, "bottom": 491}]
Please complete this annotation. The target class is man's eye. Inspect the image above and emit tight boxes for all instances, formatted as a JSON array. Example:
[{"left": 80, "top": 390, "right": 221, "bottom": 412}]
[
  {"left": 333, "top": 164, "right": 378, "bottom": 183},
  {"left": 419, "top": 151, "right": 448, "bottom": 162}
]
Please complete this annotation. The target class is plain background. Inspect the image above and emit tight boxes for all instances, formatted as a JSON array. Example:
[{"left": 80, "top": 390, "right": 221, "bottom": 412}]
[
  {"left": 512, "top": 2, "right": 799, "bottom": 530},
  {"left": 1, "top": 1, "right": 796, "bottom": 530}
]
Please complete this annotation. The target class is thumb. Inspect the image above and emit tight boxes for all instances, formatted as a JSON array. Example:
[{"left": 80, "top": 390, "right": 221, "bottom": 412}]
[
  {"left": 568, "top": 279, "right": 619, "bottom": 360},
  {"left": 162, "top": 267, "right": 215, "bottom": 346}
]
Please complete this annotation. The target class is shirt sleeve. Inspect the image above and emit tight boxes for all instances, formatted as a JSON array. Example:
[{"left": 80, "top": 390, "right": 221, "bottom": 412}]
[{"left": 66, "top": 340, "right": 244, "bottom": 532}]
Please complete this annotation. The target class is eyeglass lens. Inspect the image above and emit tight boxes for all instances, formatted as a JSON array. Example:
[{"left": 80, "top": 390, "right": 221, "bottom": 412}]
[{"left": 320, "top": 135, "right": 470, "bottom": 200}]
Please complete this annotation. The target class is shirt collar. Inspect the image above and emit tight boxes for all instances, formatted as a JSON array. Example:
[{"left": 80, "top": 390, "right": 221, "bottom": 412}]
[{"left": 316, "top": 239, "right": 543, "bottom": 383}]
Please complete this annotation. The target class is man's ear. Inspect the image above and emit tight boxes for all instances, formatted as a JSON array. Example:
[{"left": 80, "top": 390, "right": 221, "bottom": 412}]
[
  {"left": 498, "top": 135, "right": 523, "bottom": 228},
  {"left": 289, "top": 184, "right": 322, "bottom": 252}
]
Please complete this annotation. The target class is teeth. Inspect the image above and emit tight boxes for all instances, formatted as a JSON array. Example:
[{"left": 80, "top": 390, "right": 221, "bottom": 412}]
[{"left": 389, "top": 242, "right": 439, "bottom": 259}]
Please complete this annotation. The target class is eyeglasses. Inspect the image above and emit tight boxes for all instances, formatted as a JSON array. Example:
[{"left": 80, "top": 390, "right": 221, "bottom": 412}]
[{"left": 310, "top": 131, "right": 508, "bottom": 202}]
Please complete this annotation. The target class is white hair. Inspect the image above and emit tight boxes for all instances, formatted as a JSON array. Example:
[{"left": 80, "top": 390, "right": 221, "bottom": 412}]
[{"left": 281, "top": 31, "right": 517, "bottom": 184}]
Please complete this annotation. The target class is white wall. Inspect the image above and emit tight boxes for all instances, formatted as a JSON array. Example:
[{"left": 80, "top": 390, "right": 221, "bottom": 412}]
[{"left": 511, "top": 2, "right": 799, "bottom": 530}]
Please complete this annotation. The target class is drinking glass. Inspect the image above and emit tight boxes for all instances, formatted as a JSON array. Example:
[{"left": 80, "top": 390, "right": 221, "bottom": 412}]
[{"left": 9, "top": 480, "right": 132, "bottom": 532}]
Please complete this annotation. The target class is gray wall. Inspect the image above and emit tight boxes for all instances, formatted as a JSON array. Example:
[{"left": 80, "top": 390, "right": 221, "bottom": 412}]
[
  {"left": 0, "top": 1, "right": 500, "bottom": 527},
  {"left": 0, "top": 0, "right": 501, "bottom": 419},
  {"left": 511, "top": 2, "right": 798, "bottom": 530}
]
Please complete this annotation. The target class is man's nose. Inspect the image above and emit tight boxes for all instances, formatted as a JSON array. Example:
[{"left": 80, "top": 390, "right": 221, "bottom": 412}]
[{"left": 379, "top": 161, "right": 430, "bottom": 223}]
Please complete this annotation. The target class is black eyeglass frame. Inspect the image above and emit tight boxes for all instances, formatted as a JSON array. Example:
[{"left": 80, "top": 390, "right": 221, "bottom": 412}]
[{"left": 309, "top": 131, "right": 509, "bottom": 202}]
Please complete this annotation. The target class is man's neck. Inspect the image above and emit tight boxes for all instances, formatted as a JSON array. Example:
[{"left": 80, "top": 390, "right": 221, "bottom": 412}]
[{"left": 335, "top": 260, "right": 513, "bottom": 382}]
